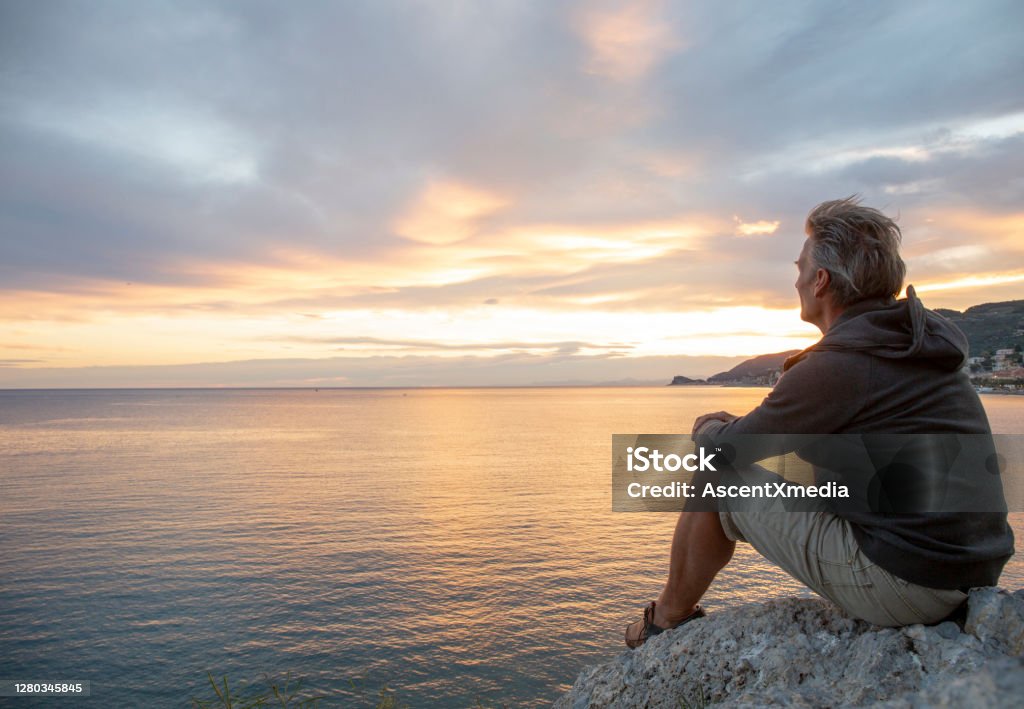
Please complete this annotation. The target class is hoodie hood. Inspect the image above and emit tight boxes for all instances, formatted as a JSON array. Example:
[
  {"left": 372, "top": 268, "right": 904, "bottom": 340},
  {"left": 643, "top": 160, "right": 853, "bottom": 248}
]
[{"left": 783, "top": 285, "right": 969, "bottom": 373}]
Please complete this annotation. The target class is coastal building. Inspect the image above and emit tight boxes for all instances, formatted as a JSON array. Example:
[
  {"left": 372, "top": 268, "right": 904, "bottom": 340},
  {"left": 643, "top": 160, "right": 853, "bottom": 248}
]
[
  {"left": 993, "top": 348, "right": 1017, "bottom": 371},
  {"left": 988, "top": 367, "right": 1024, "bottom": 392}
]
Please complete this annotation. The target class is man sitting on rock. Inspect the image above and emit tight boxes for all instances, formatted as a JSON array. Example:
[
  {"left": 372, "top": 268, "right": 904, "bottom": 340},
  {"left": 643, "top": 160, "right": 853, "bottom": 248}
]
[{"left": 625, "top": 196, "right": 1015, "bottom": 647}]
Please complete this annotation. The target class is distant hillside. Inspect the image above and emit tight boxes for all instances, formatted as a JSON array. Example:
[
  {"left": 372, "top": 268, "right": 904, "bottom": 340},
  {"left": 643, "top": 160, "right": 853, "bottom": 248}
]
[
  {"left": 668, "top": 375, "right": 711, "bottom": 386},
  {"left": 708, "top": 350, "right": 800, "bottom": 385},
  {"left": 669, "top": 299, "right": 1024, "bottom": 388},
  {"left": 934, "top": 300, "right": 1024, "bottom": 357}
]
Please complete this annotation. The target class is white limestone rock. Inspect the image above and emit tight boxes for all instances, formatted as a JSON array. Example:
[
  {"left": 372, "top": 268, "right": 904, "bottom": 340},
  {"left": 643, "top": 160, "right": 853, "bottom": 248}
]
[{"left": 555, "top": 589, "right": 1024, "bottom": 708}]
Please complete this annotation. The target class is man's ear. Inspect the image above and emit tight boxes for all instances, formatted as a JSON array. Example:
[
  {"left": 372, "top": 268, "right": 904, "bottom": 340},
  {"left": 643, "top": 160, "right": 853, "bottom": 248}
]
[{"left": 813, "top": 268, "right": 831, "bottom": 298}]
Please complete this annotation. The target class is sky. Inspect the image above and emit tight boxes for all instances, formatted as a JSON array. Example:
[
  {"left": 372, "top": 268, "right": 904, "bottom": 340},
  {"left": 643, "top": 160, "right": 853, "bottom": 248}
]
[{"left": 1, "top": 0, "right": 1023, "bottom": 387}]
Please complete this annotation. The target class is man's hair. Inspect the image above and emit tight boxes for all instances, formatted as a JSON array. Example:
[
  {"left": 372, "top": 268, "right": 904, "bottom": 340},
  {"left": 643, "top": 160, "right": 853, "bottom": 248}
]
[{"left": 804, "top": 196, "right": 906, "bottom": 307}]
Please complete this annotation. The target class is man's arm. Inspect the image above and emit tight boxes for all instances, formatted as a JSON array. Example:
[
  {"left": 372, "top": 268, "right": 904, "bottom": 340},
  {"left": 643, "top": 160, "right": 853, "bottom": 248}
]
[
  {"left": 711, "top": 351, "right": 866, "bottom": 434},
  {"left": 692, "top": 411, "right": 738, "bottom": 435},
  {"left": 693, "top": 350, "right": 869, "bottom": 464}
]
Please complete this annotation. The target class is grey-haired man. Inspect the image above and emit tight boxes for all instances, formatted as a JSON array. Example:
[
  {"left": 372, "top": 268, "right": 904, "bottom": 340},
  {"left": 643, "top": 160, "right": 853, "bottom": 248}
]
[{"left": 626, "top": 197, "right": 1014, "bottom": 647}]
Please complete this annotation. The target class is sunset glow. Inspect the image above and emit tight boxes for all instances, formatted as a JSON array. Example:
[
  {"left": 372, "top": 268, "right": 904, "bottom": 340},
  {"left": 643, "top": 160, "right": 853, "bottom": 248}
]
[{"left": 2, "top": 2, "right": 1022, "bottom": 387}]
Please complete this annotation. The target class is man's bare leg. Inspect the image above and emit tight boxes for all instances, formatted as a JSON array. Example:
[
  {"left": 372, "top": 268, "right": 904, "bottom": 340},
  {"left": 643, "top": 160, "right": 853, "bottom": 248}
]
[
  {"left": 628, "top": 511, "right": 736, "bottom": 638},
  {"left": 656, "top": 511, "right": 735, "bottom": 625}
]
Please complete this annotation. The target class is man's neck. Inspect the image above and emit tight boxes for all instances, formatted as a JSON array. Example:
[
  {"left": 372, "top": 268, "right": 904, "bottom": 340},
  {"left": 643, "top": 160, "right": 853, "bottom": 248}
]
[{"left": 817, "top": 302, "right": 846, "bottom": 334}]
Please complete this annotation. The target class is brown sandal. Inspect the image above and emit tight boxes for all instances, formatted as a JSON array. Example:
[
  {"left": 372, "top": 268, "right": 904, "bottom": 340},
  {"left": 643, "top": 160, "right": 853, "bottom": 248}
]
[{"left": 624, "top": 601, "right": 706, "bottom": 649}]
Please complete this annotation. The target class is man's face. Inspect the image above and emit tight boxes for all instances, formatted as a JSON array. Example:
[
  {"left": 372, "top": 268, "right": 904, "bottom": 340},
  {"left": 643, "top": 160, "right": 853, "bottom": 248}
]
[{"left": 794, "top": 237, "right": 821, "bottom": 326}]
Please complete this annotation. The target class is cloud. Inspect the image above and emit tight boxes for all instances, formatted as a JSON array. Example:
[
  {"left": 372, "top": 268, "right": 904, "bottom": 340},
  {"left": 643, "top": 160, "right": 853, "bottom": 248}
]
[
  {"left": 269, "top": 335, "right": 614, "bottom": 355},
  {"left": 394, "top": 179, "right": 508, "bottom": 245},
  {"left": 1, "top": 1, "right": 1022, "bottom": 383},
  {"left": 573, "top": 0, "right": 683, "bottom": 81},
  {"left": 0, "top": 352, "right": 750, "bottom": 388},
  {"left": 914, "top": 272, "right": 1024, "bottom": 295},
  {"left": 733, "top": 218, "right": 781, "bottom": 237},
  {"left": 17, "top": 96, "right": 259, "bottom": 185}
]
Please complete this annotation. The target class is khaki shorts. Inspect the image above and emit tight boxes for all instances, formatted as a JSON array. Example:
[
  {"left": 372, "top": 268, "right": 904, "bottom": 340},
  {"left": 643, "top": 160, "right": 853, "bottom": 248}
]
[{"left": 718, "top": 466, "right": 968, "bottom": 627}]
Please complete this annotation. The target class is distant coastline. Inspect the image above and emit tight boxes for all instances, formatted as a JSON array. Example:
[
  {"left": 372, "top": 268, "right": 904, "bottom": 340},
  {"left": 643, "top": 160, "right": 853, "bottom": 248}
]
[
  {"left": 669, "top": 351, "right": 797, "bottom": 387},
  {"left": 670, "top": 299, "right": 1024, "bottom": 393}
]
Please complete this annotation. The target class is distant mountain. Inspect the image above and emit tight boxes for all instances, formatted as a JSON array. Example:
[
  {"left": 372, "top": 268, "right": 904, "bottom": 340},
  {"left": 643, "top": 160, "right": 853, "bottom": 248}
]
[
  {"left": 707, "top": 350, "right": 800, "bottom": 385},
  {"left": 667, "top": 299, "right": 1024, "bottom": 388},
  {"left": 668, "top": 375, "right": 710, "bottom": 386},
  {"left": 934, "top": 300, "right": 1024, "bottom": 357}
]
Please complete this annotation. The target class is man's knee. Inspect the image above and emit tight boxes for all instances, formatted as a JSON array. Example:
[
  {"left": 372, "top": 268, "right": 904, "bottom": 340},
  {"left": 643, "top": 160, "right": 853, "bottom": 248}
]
[
  {"left": 718, "top": 510, "right": 746, "bottom": 543},
  {"left": 674, "top": 511, "right": 735, "bottom": 564}
]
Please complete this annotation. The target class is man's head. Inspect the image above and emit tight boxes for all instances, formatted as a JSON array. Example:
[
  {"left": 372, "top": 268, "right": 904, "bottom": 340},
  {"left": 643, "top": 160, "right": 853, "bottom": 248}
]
[{"left": 796, "top": 196, "right": 906, "bottom": 331}]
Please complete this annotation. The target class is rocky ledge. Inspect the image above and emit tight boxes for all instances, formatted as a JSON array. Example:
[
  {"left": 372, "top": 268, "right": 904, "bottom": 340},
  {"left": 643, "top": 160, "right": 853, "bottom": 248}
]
[{"left": 556, "top": 588, "right": 1024, "bottom": 708}]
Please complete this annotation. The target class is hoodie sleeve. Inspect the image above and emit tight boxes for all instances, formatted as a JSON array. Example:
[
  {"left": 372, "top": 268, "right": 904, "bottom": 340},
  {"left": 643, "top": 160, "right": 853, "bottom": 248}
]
[
  {"left": 696, "top": 350, "right": 869, "bottom": 463},
  {"left": 725, "top": 350, "right": 868, "bottom": 434}
]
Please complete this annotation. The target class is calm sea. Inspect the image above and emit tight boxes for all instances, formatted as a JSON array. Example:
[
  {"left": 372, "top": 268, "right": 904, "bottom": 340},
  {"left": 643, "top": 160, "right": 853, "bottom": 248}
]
[{"left": 1, "top": 388, "right": 1022, "bottom": 707}]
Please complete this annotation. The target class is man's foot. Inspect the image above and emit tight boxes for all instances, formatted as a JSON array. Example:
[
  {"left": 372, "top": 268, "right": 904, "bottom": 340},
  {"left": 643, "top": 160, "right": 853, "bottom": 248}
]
[
  {"left": 653, "top": 598, "right": 699, "bottom": 628},
  {"left": 624, "top": 601, "right": 705, "bottom": 649}
]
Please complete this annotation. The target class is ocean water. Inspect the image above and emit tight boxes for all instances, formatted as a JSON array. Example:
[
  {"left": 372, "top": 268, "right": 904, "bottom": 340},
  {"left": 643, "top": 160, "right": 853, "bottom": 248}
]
[{"left": 1, "top": 388, "right": 1022, "bottom": 707}]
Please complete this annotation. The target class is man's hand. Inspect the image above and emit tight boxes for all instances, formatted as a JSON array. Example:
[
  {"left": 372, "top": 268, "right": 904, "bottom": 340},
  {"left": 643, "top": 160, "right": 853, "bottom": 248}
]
[{"left": 691, "top": 411, "right": 739, "bottom": 437}]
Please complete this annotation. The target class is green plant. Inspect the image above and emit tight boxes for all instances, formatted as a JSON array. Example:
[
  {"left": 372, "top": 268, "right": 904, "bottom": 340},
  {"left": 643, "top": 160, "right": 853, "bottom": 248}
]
[
  {"left": 374, "top": 684, "right": 408, "bottom": 709},
  {"left": 191, "top": 671, "right": 328, "bottom": 708},
  {"left": 473, "top": 698, "right": 509, "bottom": 709},
  {"left": 192, "top": 672, "right": 409, "bottom": 709},
  {"left": 676, "top": 678, "right": 708, "bottom": 709}
]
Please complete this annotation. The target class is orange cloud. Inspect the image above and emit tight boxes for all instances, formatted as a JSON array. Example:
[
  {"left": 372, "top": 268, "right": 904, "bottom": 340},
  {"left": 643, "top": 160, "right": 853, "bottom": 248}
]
[
  {"left": 920, "top": 210, "right": 1024, "bottom": 248},
  {"left": 574, "top": 0, "right": 682, "bottom": 81},
  {"left": 394, "top": 179, "right": 508, "bottom": 245},
  {"left": 912, "top": 272, "right": 1024, "bottom": 294},
  {"left": 733, "top": 217, "right": 780, "bottom": 236}
]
